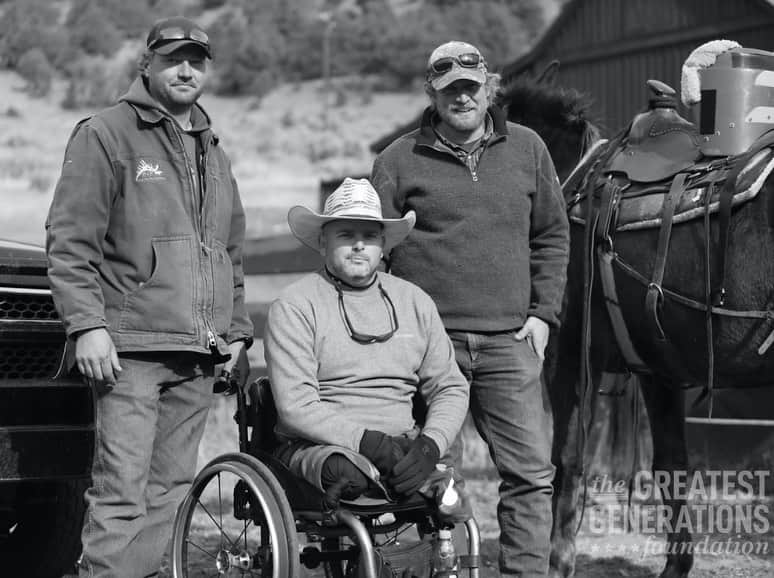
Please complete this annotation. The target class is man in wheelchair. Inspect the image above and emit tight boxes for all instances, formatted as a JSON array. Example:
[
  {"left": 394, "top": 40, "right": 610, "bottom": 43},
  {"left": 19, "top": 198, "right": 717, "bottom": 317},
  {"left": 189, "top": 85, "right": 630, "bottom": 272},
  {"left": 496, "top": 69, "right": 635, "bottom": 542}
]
[{"left": 264, "top": 177, "right": 471, "bottom": 518}]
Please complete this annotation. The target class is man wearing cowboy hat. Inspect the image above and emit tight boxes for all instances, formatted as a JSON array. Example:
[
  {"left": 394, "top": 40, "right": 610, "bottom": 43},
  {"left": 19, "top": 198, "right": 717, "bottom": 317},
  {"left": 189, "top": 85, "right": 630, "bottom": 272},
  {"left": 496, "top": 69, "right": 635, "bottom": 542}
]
[{"left": 264, "top": 177, "right": 470, "bottom": 505}]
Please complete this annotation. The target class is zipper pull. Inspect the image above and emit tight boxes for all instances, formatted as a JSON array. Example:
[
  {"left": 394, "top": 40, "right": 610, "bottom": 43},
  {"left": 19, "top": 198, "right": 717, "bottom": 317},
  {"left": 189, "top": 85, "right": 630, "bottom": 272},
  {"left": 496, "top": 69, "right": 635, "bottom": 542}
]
[{"left": 207, "top": 330, "right": 217, "bottom": 348}]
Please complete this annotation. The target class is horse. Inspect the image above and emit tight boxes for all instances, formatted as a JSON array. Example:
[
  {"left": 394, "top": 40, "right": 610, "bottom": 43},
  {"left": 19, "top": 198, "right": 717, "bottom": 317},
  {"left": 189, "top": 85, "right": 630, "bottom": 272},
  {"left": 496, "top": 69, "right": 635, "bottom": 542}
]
[{"left": 497, "top": 66, "right": 774, "bottom": 578}]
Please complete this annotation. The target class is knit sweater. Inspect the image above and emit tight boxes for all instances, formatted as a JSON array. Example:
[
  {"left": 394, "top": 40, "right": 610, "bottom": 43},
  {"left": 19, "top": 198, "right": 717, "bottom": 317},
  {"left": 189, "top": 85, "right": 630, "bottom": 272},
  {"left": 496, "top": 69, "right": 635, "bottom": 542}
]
[
  {"left": 371, "top": 106, "right": 569, "bottom": 331},
  {"left": 263, "top": 270, "right": 469, "bottom": 456}
]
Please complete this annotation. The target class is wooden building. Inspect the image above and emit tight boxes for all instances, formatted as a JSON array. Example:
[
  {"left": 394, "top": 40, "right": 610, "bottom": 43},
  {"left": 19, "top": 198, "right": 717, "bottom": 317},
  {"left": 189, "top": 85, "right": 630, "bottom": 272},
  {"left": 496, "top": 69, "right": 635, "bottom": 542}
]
[{"left": 502, "top": 0, "right": 774, "bottom": 135}]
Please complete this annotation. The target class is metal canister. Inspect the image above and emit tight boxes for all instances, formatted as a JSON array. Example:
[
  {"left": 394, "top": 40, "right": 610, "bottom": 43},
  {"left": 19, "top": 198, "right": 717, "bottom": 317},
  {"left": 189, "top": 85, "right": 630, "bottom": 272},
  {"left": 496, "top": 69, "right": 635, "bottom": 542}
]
[{"left": 698, "top": 47, "right": 774, "bottom": 156}]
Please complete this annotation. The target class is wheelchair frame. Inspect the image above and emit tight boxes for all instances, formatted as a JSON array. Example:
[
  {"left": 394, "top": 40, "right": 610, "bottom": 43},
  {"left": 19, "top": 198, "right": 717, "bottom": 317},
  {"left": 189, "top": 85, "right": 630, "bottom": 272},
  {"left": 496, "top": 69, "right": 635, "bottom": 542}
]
[{"left": 170, "top": 377, "right": 481, "bottom": 577}]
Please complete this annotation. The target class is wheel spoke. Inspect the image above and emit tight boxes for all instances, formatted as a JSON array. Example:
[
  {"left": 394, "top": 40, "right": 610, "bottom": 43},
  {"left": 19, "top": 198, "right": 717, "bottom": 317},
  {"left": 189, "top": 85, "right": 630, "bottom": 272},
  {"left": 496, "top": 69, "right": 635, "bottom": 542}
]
[
  {"left": 232, "top": 518, "right": 253, "bottom": 550},
  {"left": 195, "top": 496, "right": 238, "bottom": 550},
  {"left": 185, "top": 536, "right": 219, "bottom": 560}
]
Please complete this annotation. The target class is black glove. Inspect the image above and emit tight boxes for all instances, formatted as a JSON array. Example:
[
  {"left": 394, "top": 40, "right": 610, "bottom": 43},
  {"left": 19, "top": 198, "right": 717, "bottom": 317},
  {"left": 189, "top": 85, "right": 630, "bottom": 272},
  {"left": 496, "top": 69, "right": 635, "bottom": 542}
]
[
  {"left": 321, "top": 454, "right": 369, "bottom": 507},
  {"left": 358, "top": 430, "right": 405, "bottom": 476},
  {"left": 388, "top": 435, "right": 440, "bottom": 495}
]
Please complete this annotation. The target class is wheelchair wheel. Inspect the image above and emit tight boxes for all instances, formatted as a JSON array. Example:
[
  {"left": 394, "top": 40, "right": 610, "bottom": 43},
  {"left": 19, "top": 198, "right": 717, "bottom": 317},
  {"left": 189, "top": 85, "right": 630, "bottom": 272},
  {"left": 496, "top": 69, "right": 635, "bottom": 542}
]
[{"left": 171, "top": 452, "right": 300, "bottom": 577}]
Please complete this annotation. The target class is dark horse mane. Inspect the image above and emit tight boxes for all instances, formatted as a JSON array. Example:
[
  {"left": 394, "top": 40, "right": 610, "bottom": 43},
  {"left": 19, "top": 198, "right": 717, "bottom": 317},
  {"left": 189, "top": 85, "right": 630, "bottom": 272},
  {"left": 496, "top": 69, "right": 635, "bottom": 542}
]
[{"left": 497, "top": 64, "right": 601, "bottom": 183}]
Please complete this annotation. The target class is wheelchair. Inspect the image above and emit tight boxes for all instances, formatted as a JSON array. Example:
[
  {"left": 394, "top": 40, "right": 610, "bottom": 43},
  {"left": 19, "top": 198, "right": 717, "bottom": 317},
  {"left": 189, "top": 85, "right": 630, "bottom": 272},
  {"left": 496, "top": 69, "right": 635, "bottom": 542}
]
[{"left": 170, "top": 376, "right": 481, "bottom": 577}]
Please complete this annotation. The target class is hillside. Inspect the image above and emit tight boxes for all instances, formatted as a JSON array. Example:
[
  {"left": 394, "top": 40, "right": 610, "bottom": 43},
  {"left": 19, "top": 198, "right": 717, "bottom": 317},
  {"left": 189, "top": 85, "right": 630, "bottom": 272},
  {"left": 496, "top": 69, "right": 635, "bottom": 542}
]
[{"left": 0, "top": 70, "right": 426, "bottom": 244}]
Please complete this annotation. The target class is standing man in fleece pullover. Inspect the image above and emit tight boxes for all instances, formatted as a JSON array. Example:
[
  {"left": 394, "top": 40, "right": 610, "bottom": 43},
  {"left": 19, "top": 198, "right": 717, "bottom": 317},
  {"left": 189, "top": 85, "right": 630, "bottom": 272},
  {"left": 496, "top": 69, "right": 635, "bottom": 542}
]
[{"left": 371, "top": 41, "right": 570, "bottom": 577}]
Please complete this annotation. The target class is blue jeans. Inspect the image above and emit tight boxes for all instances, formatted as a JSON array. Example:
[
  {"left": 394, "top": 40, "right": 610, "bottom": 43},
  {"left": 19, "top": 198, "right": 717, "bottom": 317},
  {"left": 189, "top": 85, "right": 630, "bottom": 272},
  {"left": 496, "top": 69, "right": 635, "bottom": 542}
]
[
  {"left": 449, "top": 331, "right": 555, "bottom": 577},
  {"left": 79, "top": 352, "right": 214, "bottom": 578}
]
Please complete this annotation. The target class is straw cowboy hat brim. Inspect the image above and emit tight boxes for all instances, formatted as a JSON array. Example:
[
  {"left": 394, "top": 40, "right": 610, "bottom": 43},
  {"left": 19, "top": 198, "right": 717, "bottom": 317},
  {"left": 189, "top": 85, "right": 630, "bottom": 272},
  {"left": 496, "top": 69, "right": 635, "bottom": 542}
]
[{"left": 288, "top": 206, "right": 416, "bottom": 251}]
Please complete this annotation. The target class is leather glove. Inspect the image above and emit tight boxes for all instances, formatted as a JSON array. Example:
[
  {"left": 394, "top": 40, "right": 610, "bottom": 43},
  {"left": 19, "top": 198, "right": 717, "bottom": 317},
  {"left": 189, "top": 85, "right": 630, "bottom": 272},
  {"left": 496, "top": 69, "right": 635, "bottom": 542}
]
[
  {"left": 358, "top": 430, "right": 405, "bottom": 476},
  {"left": 388, "top": 435, "right": 440, "bottom": 495},
  {"left": 321, "top": 454, "right": 369, "bottom": 507}
]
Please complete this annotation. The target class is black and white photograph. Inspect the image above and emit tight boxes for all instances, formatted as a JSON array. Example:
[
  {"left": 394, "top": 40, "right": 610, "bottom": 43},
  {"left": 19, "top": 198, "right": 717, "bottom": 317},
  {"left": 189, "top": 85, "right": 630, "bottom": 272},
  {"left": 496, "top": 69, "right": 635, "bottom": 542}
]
[{"left": 1, "top": 1, "right": 773, "bottom": 577}]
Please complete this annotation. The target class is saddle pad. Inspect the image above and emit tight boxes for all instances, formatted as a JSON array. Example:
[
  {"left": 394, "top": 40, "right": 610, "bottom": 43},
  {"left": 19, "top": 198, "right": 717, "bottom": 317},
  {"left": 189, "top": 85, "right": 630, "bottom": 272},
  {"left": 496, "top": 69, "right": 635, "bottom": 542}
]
[{"left": 568, "top": 147, "right": 774, "bottom": 231}]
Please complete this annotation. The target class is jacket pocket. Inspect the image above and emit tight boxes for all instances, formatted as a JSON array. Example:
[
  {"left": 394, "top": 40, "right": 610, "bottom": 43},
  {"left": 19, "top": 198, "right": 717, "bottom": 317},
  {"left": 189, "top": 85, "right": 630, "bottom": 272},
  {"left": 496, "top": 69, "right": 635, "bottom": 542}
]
[
  {"left": 211, "top": 239, "right": 234, "bottom": 334},
  {"left": 119, "top": 236, "right": 196, "bottom": 335}
]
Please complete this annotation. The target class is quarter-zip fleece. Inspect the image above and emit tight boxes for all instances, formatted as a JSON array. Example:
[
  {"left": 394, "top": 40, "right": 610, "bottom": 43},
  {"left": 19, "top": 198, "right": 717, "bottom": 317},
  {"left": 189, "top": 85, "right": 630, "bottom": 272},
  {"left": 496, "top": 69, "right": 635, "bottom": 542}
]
[
  {"left": 46, "top": 77, "right": 253, "bottom": 354},
  {"left": 371, "top": 106, "right": 569, "bottom": 331}
]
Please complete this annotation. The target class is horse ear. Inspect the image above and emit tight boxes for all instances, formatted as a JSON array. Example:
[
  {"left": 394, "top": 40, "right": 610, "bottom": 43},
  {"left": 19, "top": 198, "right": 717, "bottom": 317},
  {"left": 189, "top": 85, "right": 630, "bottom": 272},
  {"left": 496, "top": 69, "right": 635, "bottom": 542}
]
[{"left": 536, "top": 60, "right": 560, "bottom": 87}]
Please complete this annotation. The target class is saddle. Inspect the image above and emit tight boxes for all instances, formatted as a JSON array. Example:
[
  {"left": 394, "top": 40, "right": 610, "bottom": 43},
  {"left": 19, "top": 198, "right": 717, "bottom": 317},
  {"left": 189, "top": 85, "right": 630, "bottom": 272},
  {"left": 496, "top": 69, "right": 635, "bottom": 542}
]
[
  {"left": 567, "top": 81, "right": 774, "bottom": 233},
  {"left": 565, "top": 79, "right": 774, "bottom": 381}
]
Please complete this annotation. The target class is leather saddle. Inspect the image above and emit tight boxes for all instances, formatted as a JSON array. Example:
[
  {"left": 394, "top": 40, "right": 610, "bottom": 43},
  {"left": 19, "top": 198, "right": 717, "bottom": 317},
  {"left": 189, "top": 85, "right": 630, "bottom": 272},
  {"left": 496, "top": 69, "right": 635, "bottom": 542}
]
[{"left": 567, "top": 80, "right": 774, "bottom": 232}]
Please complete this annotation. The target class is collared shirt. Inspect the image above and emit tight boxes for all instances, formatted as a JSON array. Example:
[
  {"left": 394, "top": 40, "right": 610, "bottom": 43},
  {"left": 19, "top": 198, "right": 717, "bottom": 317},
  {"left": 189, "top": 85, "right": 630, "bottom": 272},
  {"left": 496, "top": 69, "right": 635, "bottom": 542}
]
[{"left": 432, "top": 112, "right": 494, "bottom": 180}]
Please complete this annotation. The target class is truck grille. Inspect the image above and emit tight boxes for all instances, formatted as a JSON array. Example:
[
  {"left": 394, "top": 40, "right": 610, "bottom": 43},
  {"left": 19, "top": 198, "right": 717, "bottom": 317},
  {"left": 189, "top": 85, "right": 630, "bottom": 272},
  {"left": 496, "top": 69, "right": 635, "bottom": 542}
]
[
  {"left": 1, "top": 288, "right": 65, "bottom": 379},
  {"left": 0, "top": 291, "right": 59, "bottom": 321},
  {"left": 0, "top": 342, "right": 63, "bottom": 380}
]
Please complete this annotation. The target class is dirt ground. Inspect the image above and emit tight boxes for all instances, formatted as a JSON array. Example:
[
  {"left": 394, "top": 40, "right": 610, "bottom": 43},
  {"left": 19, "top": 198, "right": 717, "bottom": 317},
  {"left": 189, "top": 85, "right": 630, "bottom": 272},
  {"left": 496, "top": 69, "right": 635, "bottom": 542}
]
[{"left": 156, "top": 477, "right": 774, "bottom": 577}]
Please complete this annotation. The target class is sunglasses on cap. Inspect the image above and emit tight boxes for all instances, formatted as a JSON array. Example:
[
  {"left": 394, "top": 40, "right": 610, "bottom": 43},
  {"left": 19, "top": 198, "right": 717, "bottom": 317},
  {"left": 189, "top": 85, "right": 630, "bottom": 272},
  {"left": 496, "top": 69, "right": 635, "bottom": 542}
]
[
  {"left": 148, "top": 26, "right": 209, "bottom": 50},
  {"left": 429, "top": 53, "right": 485, "bottom": 75}
]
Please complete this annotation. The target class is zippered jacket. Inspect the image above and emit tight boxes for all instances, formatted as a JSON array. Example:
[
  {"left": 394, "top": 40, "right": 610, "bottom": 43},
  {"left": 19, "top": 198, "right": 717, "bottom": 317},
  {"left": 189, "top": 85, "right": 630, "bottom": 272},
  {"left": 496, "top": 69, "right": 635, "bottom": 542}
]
[
  {"left": 371, "top": 106, "right": 569, "bottom": 331},
  {"left": 46, "top": 78, "right": 253, "bottom": 355}
]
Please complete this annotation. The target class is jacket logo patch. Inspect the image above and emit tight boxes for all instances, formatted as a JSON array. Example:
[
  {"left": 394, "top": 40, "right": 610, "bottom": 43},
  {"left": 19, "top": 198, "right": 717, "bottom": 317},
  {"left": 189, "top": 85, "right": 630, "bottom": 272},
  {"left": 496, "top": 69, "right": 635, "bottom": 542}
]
[{"left": 136, "top": 159, "right": 165, "bottom": 182}]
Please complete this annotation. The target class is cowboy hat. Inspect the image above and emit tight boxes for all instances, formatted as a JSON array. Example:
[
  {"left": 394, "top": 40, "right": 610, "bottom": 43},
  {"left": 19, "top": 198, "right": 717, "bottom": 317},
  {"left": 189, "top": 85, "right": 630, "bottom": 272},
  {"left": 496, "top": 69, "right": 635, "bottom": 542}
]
[{"left": 288, "top": 178, "right": 415, "bottom": 251}]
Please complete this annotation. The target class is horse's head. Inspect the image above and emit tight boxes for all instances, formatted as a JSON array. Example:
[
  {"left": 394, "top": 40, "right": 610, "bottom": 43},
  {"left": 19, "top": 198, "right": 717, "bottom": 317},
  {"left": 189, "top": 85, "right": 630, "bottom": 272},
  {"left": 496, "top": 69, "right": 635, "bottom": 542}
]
[{"left": 497, "top": 61, "right": 601, "bottom": 183}]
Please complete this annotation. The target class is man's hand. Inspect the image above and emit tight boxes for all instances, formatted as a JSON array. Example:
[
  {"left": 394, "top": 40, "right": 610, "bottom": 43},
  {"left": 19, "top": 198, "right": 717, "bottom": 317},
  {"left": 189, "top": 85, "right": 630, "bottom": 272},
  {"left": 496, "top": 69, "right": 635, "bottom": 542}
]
[
  {"left": 224, "top": 340, "right": 250, "bottom": 387},
  {"left": 216, "top": 340, "right": 250, "bottom": 394},
  {"left": 514, "top": 316, "right": 549, "bottom": 361},
  {"left": 359, "top": 430, "right": 406, "bottom": 476},
  {"left": 75, "top": 327, "right": 121, "bottom": 386},
  {"left": 388, "top": 435, "right": 440, "bottom": 495}
]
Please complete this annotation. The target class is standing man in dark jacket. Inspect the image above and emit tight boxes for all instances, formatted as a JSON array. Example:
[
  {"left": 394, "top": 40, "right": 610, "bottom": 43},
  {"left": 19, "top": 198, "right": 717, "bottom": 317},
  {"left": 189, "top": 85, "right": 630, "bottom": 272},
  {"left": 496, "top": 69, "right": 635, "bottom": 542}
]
[
  {"left": 46, "top": 17, "right": 253, "bottom": 578},
  {"left": 371, "top": 41, "right": 569, "bottom": 576}
]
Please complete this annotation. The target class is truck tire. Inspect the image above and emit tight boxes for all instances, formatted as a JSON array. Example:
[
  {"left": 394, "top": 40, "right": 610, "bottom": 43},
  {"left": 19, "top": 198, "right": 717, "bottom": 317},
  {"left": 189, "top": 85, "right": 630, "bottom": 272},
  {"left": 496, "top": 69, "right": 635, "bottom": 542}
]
[{"left": 1, "top": 478, "right": 88, "bottom": 578}]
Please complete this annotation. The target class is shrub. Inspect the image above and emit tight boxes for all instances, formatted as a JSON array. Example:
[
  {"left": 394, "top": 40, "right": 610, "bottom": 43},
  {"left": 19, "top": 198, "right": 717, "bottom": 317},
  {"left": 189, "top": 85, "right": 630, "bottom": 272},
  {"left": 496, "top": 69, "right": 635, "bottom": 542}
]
[
  {"left": 67, "top": 3, "right": 123, "bottom": 58},
  {"left": 16, "top": 48, "right": 54, "bottom": 97},
  {"left": 61, "top": 55, "right": 135, "bottom": 110},
  {"left": 67, "top": 0, "right": 153, "bottom": 40},
  {"left": 0, "top": 0, "right": 64, "bottom": 68}
]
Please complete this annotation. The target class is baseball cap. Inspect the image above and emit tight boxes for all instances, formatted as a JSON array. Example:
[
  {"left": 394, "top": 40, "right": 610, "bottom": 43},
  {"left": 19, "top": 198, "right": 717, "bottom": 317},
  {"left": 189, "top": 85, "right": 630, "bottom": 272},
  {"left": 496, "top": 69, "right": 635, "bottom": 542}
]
[
  {"left": 426, "top": 41, "right": 487, "bottom": 90},
  {"left": 146, "top": 17, "right": 212, "bottom": 59}
]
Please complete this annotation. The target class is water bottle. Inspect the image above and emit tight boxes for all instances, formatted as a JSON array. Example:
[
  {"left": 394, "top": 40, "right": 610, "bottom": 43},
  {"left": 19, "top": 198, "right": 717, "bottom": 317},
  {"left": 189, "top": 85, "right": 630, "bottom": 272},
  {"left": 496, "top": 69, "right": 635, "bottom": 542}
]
[{"left": 432, "top": 527, "right": 458, "bottom": 578}]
